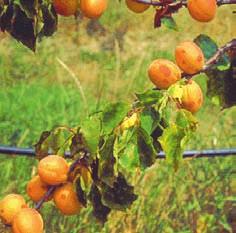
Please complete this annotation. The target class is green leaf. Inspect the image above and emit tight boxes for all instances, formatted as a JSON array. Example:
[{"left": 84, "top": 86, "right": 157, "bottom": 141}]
[
  {"left": 140, "top": 107, "right": 161, "bottom": 135},
  {"left": 161, "top": 16, "right": 178, "bottom": 31},
  {"left": 194, "top": 34, "right": 218, "bottom": 60},
  {"left": 98, "top": 135, "right": 117, "bottom": 187},
  {"left": 135, "top": 89, "right": 164, "bottom": 106},
  {"left": 159, "top": 124, "right": 187, "bottom": 171},
  {"left": 175, "top": 109, "right": 198, "bottom": 130},
  {"left": 167, "top": 83, "right": 183, "bottom": 101},
  {"left": 100, "top": 173, "right": 137, "bottom": 211},
  {"left": 101, "top": 102, "right": 130, "bottom": 134},
  {"left": 114, "top": 130, "right": 140, "bottom": 172},
  {"left": 80, "top": 115, "right": 101, "bottom": 155},
  {"left": 88, "top": 184, "right": 111, "bottom": 224},
  {"left": 137, "top": 127, "right": 156, "bottom": 168}
]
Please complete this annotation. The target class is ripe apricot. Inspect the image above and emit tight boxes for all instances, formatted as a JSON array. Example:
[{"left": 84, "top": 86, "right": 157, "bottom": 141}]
[
  {"left": 80, "top": 0, "right": 108, "bottom": 19},
  {"left": 0, "top": 194, "right": 27, "bottom": 225},
  {"left": 180, "top": 80, "right": 203, "bottom": 113},
  {"left": 26, "top": 176, "right": 50, "bottom": 202},
  {"left": 38, "top": 155, "right": 69, "bottom": 185},
  {"left": 126, "top": 0, "right": 150, "bottom": 13},
  {"left": 148, "top": 59, "right": 181, "bottom": 89},
  {"left": 187, "top": 0, "right": 217, "bottom": 22},
  {"left": 53, "top": 0, "right": 78, "bottom": 16},
  {"left": 12, "top": 208, "right": 44, "bottom": 233},
  {"left": 53, "top": 182, "right": 82, "bottom": 215},
  {"left": 175, "top": 41, "right": 205, "bottom": 75}
]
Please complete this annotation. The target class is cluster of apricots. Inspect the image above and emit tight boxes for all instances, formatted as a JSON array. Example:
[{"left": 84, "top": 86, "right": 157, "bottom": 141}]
[
  {"left": 148, "top": 41, "right": 204, "bottom": 113},
  {"left": 53, "top": 0, "right": 108, "bottom": 18},
  {"left": 0, "top": 155, "right": 89, "bottom": 232},
  {"left": 126, "top": 0, "right": 217, "bottom": 23},
  {"left": 52, "top": 0, "right": 217, "bottom": 23}
]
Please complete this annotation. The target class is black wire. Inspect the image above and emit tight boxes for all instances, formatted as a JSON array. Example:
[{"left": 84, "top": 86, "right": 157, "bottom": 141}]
[{"left": 0, "top": 146, "right": 236, "bottom": 159}]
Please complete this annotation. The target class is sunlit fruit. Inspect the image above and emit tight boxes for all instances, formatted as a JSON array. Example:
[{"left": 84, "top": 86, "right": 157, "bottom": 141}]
[
  {"left": 175, "top": 41, "right": 205, "bottom": 74},
  {"left": 38, "top": 155, "right": 69, "bottom": 185},
  {"left": 12, "top": 208, "right": 44, "bottom": 233},
  {"left": 80, "top": 0, "right": 108, "bottom": 19},
  {"left": 53, "top": 182, "right": 82, "bottom": 215},
  {"left": 26, "top": 176, "right": 50, "bottom": 202},
  {"left": 0, "top": 194, "right": 27, "bottom": 225},
  {"left": 180, "top": 80, "right": 203, "bottom": 113},
  {"left": 148, "top": 59, "right": 182, "bottom": 89},
  {"left": 53, "top": 0, "right": 78, "bottom": 16},
  {"left": 126, "top": 0, "right": 150, "bottom": 13},
  {"left": 187, "top": 0, "right": 217, "bottom": 22}
]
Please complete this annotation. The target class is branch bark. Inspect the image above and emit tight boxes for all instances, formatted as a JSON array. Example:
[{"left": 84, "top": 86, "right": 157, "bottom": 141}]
[{"left": 135, "top": 0, "right": 236, "bottom": 7}]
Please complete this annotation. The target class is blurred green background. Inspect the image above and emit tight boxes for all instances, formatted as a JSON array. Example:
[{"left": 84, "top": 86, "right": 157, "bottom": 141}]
[{"left": 0, "top": 1, "right": 235, "bottom": 232}]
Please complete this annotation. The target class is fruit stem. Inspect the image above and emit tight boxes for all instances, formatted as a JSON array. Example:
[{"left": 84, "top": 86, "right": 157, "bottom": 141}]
[
  {"left": 182, "top": 38, "right": 236, "bottom": 79},
  {"left": 35, "top": 186, "right": 57, "bottom": 210},
  {"left": 135, "top": 0, "right": 236, "bottom": 6}
]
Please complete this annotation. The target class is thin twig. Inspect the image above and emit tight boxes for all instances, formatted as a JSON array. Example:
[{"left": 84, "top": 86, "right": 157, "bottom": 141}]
[
  {"left": 182, "top": 38, "right": 236, "bottom": 79},
  {"left": 135, "top": 0, "right": 236, "bottom": 6}
]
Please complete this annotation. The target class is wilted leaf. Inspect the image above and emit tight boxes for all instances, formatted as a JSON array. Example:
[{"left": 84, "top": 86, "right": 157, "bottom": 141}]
[
  {"left": 205, "top": 57, "right": 236, "bottom": 108},
  {"left": 88, "top": 184, "right": 111, "bottom": 224},
  {"left": 101, "top": 102, "right": 130, "bottom": 134},
  {"left": 137, "top": 127, "right": 156, "bottom": 168},
  {"left": 100, "top": 173, "right": 137, "bottom": 211},
  {"left": 98, "top": 135, "right": 117, "bottom": 187},
  {"left": 35, "top": 131, "right": 51, "bottom": 159},
  {"left": 75, "top": 177, "right": 87, "bottom": 207},
  {"left": 136, "top": 89, "right": 164, "bottom": 106}
]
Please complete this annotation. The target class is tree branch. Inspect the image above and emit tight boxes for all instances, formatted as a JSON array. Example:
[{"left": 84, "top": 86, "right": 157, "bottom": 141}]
[
  {"left": 182, "top": 38, "right": 236, "bottom": 79},
  {"left": 135, "top": 0, "right": 236, "bottom": 7}
]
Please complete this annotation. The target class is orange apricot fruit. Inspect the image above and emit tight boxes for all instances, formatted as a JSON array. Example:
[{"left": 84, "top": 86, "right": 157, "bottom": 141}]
[
  {"left": 38, "top": 155, "right": 69, "bottom": 185},
  {"left": 12, "top": 208, "right": 44, "bottom": 233},
  {"left": 53, "top": 182, "right": 82, "bottom": 215},
  {"left": 26, "top": 176, "right": 50, "bottom": 202},
  {"left": 0, "top": 194, "right": 27, "bottom": 225},
  {"left": 53, "top": 0, "right": 78, "bottom": 16},
  {"left": 175, "top": 41, "right": 205, "bottom": 75},
  {"left": 187, "top": 0, "right": 217, "bottom": 22},
  {"left": 80, "top": 0, "right": 108, "bottom": 19},
  {"left": 180, "top": 80, "right": 203, "bottom": 113},
  {"left": 126, "top": 0, "right": 150, "bottom": 13},
  {"left": 148, "top": 59, "right": 182, "bottom": 89}
]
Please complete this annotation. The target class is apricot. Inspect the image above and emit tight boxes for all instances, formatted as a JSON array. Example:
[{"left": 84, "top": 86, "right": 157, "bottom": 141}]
[
  {"left": 53, "top": 182, "right": 82, "bottom": 215},
  {"left": 38, "top": 155, "right": 69, "bottom": 185},
  {"left": 126, "top": 0, "right": 150, "bottom": 13},
  {"left": 0, "top": 194, "right": 27, "bottom": 225},
  {"left": 26, "top": 176, "right": 50, "bottom": 202},
  {"left": 148, "top": 59, "right": 181, "bottom": 89},
  {"left": 187, "top": 0, "right": 217, "bottom": 22},
  {"left": 180, "top": 80, "right": 203, "bottom": 113},
  {"left": 12, "top": 208, "right": 44, "bottom": 233},
  {"left": 175, "top": 41, "right": 205, "bottom": 75},
  {"left": 80, "top": 0, "right": 108, "bottom": 19},
  {"left": 53, "top": 0, "right": 78, "bottom": 16}
]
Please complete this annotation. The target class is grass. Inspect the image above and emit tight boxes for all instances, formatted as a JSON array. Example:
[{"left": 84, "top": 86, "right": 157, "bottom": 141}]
[{"left": 0, "top": 1, "right": 235, "bottom": 232}]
